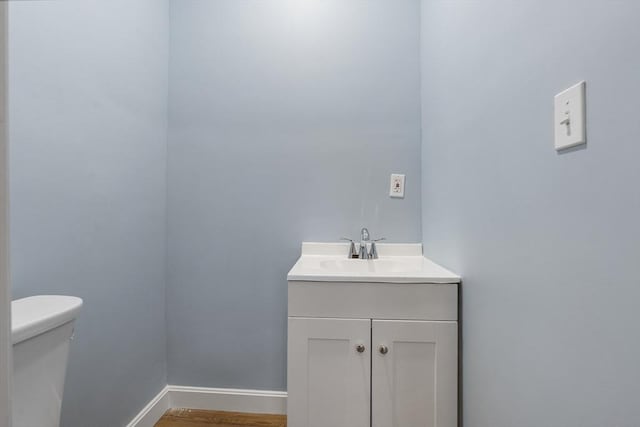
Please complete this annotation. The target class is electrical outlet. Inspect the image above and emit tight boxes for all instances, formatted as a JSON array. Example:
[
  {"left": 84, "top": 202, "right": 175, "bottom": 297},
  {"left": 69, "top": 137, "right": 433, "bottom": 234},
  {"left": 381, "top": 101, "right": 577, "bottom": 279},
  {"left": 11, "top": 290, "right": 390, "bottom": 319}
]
[{"left": 390, "top": 174, "right": 405, "bottom": 198}]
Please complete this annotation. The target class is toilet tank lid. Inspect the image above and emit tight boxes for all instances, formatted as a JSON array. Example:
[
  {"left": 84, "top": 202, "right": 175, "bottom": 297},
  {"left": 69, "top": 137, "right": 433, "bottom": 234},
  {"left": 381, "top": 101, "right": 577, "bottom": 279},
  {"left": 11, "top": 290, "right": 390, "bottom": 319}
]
[{"left": 11, "top": 295, "right": 83, "bottom": 345}]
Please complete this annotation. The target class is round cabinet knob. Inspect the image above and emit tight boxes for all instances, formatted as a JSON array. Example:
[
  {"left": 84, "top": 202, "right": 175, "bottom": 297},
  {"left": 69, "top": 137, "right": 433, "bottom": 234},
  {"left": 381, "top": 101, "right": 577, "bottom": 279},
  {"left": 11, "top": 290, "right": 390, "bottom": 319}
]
[
  {"left": 356, "top": 344, "right": 366, "bottom": 353},
  {"left": 379, "top": 345, "right": 389, "bottom": 355}
]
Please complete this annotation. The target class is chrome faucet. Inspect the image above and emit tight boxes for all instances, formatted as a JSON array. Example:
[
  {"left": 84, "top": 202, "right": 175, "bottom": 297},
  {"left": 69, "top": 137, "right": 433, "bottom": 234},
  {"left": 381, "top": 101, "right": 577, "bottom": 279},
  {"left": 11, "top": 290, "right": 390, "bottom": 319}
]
[
  {"left": 359, "top": 228, "right": 371, "bottom": 259},
  {"left": 342, "top": 228, "right": 385, "bottom": 259}
]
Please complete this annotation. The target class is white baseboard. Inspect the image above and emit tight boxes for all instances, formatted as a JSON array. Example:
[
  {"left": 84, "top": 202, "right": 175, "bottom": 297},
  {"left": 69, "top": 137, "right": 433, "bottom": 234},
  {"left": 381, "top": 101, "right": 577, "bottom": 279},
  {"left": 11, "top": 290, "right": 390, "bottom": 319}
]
[
  {"left": 127, "top": 385, "right": 287, "bottom": 427},
  {"left": 168, "top": 385, "right": 287, "bottom": 415},
  {"left": 126, "top": 386, "right": 170, "bottom": 427}
]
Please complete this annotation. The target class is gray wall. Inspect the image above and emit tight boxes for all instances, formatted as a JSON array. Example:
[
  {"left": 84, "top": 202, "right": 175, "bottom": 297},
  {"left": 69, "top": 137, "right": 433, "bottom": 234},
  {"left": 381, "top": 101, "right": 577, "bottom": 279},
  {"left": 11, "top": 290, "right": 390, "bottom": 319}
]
[
  {"left": 8, "top": 1, "right": 169, "bottom": 426},
  {"left": 420, "top": 1, "right": 640, "bottom": 426},
  {"left": 167, "top": 0, "right": 422, "bottom": 389}
]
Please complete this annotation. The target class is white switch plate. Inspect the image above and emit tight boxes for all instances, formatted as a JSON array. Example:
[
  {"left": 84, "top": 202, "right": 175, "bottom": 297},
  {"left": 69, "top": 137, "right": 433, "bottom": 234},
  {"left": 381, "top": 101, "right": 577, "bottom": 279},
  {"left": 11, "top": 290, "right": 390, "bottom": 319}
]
[
  {"left": 390, "top": 174, "right": 405, "bottom": 198},
  {"left": 554, "top": 81, "right": 586, "bottom": 151}
]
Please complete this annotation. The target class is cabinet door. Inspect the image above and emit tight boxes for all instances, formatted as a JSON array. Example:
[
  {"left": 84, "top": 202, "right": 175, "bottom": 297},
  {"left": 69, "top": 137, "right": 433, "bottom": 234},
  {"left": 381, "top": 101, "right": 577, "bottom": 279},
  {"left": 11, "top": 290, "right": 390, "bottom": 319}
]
[
  {"left": 288, "top": 317, "right": 371, "bottom": 427},
  {"left": 372, "top": 320, "right": 457, "bottom": 427}
]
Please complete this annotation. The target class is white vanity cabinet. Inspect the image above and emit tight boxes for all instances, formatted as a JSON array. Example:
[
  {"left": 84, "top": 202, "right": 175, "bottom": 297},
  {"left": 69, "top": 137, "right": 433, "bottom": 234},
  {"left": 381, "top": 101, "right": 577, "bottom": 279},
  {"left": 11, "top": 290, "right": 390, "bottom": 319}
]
[
  {"left": 287, "top": 243, "right": 461, "bottom": 427},
  {"left": 288, "top": 316, "right": 457, "bottom": 427}
]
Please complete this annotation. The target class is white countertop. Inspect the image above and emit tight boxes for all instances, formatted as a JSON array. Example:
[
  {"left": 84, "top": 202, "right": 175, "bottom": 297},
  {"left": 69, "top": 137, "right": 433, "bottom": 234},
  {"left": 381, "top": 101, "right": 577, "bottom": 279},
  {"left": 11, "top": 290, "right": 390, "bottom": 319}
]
[{"left": 287, "top": 242, "right": 460, "bottom": 284}]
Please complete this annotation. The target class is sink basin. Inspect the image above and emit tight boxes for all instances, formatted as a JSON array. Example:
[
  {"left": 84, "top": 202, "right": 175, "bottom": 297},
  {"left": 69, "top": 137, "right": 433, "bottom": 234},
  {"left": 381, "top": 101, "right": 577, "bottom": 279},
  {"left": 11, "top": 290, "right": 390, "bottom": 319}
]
[
  {"left": 287, "top": 242, "right": 460, "bottom": 284},
  {"left": 318, "top": 258, "right": 423, "bottom": 274}
]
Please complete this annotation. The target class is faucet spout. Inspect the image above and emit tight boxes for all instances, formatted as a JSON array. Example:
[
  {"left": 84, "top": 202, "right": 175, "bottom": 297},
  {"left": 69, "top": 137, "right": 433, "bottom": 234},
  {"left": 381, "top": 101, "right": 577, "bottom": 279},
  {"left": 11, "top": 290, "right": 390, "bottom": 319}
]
[{"left": 359, "top": 228, "right": 370, "bottom": 259}]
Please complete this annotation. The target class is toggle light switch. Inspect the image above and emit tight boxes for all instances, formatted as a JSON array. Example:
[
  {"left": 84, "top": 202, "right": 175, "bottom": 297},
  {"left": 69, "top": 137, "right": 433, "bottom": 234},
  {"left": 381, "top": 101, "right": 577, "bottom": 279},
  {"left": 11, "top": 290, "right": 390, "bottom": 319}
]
[{"left": 554, "top": 81, "right": 586, "bottom": 151}]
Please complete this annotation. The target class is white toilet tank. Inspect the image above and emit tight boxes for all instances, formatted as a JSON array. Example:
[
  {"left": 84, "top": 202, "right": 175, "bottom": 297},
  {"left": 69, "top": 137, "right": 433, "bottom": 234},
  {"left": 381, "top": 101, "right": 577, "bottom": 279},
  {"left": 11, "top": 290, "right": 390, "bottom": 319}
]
[{"left": 11, "top": 295, "right": 83, "bottom": 427}]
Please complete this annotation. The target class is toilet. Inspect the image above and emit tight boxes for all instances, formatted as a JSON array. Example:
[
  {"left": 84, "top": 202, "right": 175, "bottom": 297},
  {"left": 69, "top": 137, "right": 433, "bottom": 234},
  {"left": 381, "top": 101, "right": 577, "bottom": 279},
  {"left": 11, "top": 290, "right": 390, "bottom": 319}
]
[{"left": 11, "top": 295, "right": 83, "bottom": 427}]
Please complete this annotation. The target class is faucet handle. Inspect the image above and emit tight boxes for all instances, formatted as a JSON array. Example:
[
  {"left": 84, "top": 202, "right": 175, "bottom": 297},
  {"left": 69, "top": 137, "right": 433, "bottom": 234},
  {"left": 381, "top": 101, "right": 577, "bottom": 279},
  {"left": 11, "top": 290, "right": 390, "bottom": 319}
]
[
  {"left": 340, "top": 237, "right": 359, "bottom": 259},
  {"left": 369, "top": 238, "right": 386, "bottom": 259}
]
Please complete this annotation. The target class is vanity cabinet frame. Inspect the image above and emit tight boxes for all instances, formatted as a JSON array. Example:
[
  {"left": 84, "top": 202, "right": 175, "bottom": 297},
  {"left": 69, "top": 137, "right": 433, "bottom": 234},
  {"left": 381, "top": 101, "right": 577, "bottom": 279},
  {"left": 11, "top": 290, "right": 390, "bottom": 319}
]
[{"left": 288, "top": 280, "right": 459, "bottom": 427}]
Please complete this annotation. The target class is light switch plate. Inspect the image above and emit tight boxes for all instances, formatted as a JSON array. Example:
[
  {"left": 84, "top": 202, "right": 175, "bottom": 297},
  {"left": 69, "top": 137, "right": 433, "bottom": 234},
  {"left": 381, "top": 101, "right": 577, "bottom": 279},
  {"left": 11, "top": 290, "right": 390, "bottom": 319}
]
[
  {"left": 390, "top": 174, "right": 405, "bottom": 198},
  {"left": 554, "top": 81, "right": 586, "bottom": 151}
]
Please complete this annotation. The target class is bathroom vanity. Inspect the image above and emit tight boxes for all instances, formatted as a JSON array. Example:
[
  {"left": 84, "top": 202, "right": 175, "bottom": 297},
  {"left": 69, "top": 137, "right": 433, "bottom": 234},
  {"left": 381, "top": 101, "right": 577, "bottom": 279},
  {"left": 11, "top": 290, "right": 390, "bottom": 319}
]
[{"left": 287, "top": 242, "right": 461, "bottom": 427}]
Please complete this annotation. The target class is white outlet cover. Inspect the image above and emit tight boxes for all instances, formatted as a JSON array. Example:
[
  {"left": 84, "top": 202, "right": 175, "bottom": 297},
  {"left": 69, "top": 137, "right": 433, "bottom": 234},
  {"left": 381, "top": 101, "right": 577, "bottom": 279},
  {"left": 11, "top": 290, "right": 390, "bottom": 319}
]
[
  {"left": 390, "top": 174, "right": 405, "bottom": 198},
  {"left": 554, "top": 81, "right": 586, "bottom": 151}
]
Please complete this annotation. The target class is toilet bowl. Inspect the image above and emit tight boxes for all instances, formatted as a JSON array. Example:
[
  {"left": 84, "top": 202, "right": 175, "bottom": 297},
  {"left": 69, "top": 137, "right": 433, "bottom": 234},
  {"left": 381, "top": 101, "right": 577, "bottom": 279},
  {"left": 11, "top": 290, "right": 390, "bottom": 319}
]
[{"left": 11, "top": 295, "right": 83, "bottom": 427}]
